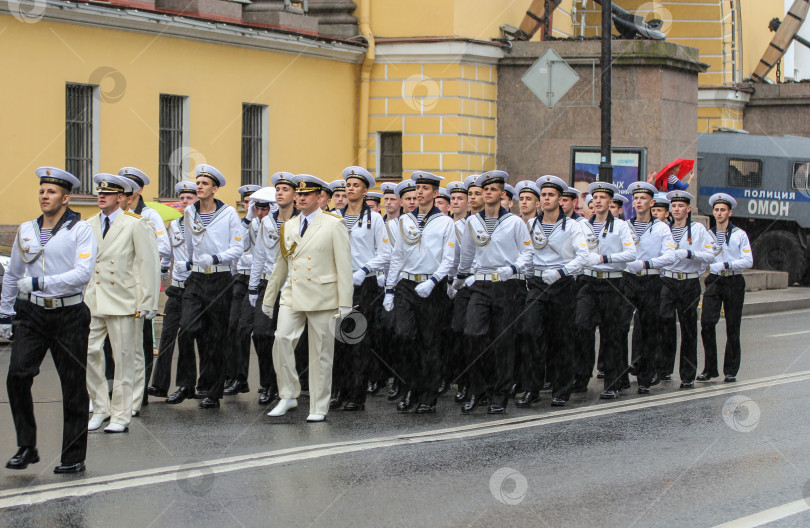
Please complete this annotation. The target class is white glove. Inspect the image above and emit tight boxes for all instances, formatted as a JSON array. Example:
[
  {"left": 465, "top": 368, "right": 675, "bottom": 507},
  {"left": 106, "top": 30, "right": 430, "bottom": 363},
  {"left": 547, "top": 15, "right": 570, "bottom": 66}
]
[
  {"left": 245, "top": 201, "right": 257, "bottom": 221},
  {"left": 195, "top": 254, "right": 214, "bottom": 269},
  {"left": 161, "top": 270, "right": 171, "bottom": 281},
  {"left": 352, "top": 269, "right": 367, "bottom": 287},
  {"left": 709, "top": 262, "right": 724, "bottom": 274},
  {"left": 496, "top": 266, "right": 515, "bottom": 281},
  {"left": 174, "top": 260, "right": 189, "bottom": 276},
  {"left": 249, "top": 292, "right": 258, "bottom": 307},
  {"left": 376, "top": 274, "right": 386, "bottom": 288},
  {"left": 674, "top": 249, "right": 689, "bottom": 260},
  {"left": 337, "top": 306, "right": 352, "bottom": 319},
  {"left": 626, "top": 260, "right": 644, "bottom": 274},
  {"left": 383, "top": 293, "right": 394, "bottom": 312},
  {"left": 541, "top": 270, "right": 561, "bottom": 285},
  {"left": 447, "top": 284, "right": 457, "bottom": 299},
  {"left": 464, "top": 275, "right": 475, "bottom": 288},
  {"left": 144, "top": 310, "right": 158, "bottom": 320},
  {"left": 586, "top": 253, "right": 603, "bottom": 267},
  {"left": 452, "top": 278, "right": 466, "bottom": 290},
  {"left": 17, "top": 277, "right": 35, "bottom": 294},
  {"left": 261, "top": 302, "right": 274, "bottom": 319},
  {"left": 414, "top": 280, "right": 435, "bottom": 298},
  {"left": 0, "top": 316, "right": 12, "bottom": 340}
]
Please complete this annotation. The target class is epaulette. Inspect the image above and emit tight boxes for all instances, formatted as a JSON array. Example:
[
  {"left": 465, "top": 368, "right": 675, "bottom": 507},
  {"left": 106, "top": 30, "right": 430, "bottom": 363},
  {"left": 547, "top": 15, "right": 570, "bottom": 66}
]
[
  {"left": 125, "top": 211, "right": 142, "bottom": 219},
  {"left": 323, "top": 211, "right": 342, "bottom": 219}
]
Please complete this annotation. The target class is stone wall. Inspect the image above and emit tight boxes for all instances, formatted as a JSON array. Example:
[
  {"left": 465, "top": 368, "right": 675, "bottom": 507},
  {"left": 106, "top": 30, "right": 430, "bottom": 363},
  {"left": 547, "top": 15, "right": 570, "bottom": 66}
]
[{"left": 744, "top": 83, "right": 810, "bottom": 138}]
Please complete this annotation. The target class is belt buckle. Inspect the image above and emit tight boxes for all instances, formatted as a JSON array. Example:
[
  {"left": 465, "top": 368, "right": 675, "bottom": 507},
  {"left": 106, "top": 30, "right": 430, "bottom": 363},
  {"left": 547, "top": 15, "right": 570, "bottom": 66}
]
[
  {"left": 720, "top": 270, "right": 729, "bottom": 277},
  {"left": 491, "top": 272, "right": 500, "bottom": 282},
  {"left": 677, "top": 272, "right": 685, "bottom": 280},
  {"left": 416, "top": 274, "right": 425, "bottom": 282},
  {"left": 44, "top": 298, "right": 54, "bottom": 309},
  {"left": 596, "top": 271, "right": 605, "bottom": 279},
  {"left": 636, "top": 270, "right": 644, "bottom": 276},
  {"left": 204, "top": 266, "right": 213, "bottom": 274}
]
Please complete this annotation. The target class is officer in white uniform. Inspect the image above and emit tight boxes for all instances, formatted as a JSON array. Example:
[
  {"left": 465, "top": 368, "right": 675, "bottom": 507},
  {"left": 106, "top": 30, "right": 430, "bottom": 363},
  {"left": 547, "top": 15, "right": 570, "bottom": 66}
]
[
  {"left": 445, "top": 180, "right": 471, "bottom": 403},
  {"left": 659, "top": 190, "right": 714, "bottom": 388},
  {"left": 1, "top": 167, "right": 96, "bottom": 473},
  {"left": 699, "top": 193, "right": 753, "bottom": 383},
  {"left": 382, "top": 171, "right": 455, "bottom": 413}
]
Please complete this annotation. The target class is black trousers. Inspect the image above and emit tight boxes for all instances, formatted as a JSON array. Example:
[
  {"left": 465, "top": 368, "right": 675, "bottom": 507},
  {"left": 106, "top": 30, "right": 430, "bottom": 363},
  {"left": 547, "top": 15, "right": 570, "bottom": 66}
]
[
  {"left": 7, "top": 300, "right": 90, "bottom": 464},
  {"left": 701, "top": 274, "right": 746, "bottom": 377},
  {"left": 178, "top": 271, "right": 234, "bottom": 399},
  {"left": 576, "top": 276, "right": 625, "bottom": 392},
  {"left": 449, "top": 287, "right": 472, "bottom": 388},
  {"left": 660, "top": 277, "right": 702, "bottom": 383},
  {"left": 524, "top": 275, "right": 577, "bottom": 399},
  {"left": 252, "top": 280, "right": 278, "bottom": 390},
  {"left": 393, "top": 279, "right": 446, "bottom": 405},
  {"left": 573, "top": 276, "right": 596, "bottom": 386},
  {"left": 372, "top": 282, "right": 398, "bottom": 385},
  {"left": 622, "top": 273, "right": 663, "bottom": 387},
  {"left": 332, "top": 276, "right": 378, "bottom": 404},
  {"left": 151, "top": 285, "right": 196, "bottom": 391},
  {"left": 227, "top": 275, "right": 254, "bottom": 383},
  {"left": 465, "top": 279, "right": 523, "bottom": 407}
]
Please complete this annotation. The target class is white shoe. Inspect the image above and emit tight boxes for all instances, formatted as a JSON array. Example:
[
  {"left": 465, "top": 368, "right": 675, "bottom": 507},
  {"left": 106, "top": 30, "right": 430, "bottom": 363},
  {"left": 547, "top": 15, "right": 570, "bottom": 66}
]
[
  {"left": 306, "top": 414, "right": 325, "bottom": 422},
  {"left": 89, "top": 401, "right": 94, "bottom": 414},
  {"left": 267, "top": 398, "right": 297, "bottom": 417},
  {"left": 104, "top": 423, "right": 128, "bottom": 434},
  {"left": 88, "top": 413, "right": 110, "bottom": 431}
]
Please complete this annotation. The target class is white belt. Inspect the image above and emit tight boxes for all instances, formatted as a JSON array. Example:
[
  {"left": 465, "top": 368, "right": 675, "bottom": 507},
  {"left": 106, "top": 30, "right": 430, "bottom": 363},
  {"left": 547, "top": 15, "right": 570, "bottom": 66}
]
[
  {"left": 401, "top": 272, "right": 432, "bottom": 283},
  {"left": 625, "top": 269, "right": 660, "bottom": 277},
  {"left": 171, "top": 280, "right": 185, "bottom": 289},
  {"left": 474, "top": 272, "right": 526, "bottom": 282},
  {"left": 191, "top": 265, "right": 231, "bottom": 274},
  {"left": 712, "top": 270, "right": 742, "bottom": 277},
  {"left": 583, "top": 269, "right": 623, "bottom": 279},
  {"left": 376, "top": 270, "right": 385, "bottom": 277},
  {"left": 662, "top": 271, "right": 699, "bottom": 280},
  {"left": 237, "top": 269, "right": 250, "bottom": 276},
  {"left": 18, "top": 293, "right": 83, "bottom": 309}
]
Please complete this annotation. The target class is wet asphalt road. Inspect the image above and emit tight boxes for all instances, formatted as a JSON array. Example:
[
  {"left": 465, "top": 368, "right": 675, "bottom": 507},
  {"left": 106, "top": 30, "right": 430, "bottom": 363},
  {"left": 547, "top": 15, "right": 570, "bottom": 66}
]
[{"left": 0, "top": 308, "right": 809, "bottom": 528}]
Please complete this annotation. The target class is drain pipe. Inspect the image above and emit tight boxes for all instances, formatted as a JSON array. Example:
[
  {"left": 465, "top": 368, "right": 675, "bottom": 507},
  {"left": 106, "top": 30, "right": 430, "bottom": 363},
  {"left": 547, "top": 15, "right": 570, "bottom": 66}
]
[{"left": 357, "top": 0, "right": 374, "bottom": 169}]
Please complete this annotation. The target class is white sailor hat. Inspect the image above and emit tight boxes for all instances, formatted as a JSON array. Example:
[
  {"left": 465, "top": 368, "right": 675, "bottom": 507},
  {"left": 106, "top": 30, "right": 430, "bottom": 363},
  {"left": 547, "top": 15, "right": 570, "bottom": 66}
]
[
  {"left": 476, "top": 170, "right": 509, "bottom": 188},
  {"left": 437, "top": 187, "right": 451, "bottom": 201},
  {"left": 562, "top": 186, "right": 581, "bottom": 198},
  {"left": 342, "top": 166, "right": 375, "bottom": 188},
  {"left": 272, "top": 172, "right": 297, "bottom": 188},
  {"left": 665, "top": 190, "right": 694, "bottom": 203},
  {"left": 366, "top": 191, "right": 383, "bottom": 202},
  {"left": 464, "top": 174, "right": 482, "bottom": 189},
  {"left": 237, "top": 184, "right": 262, "bottom": 197},
  {"left": 175, "top": 180, "right": 197, "bottom": 195},
  {"left": 380, "top": 182, "right": 397, "bottom": 195},
  {"left": 652, "top": 193, "right": 670, "bottom": 208},
  {"left": 447, "top": 181, "right": 468, "bottom": 194},
  {"left": 504, "top": 184, "right": 517, "bottom": 199},
  {"left": 36, "top": 167, "right": 80, "bottom": 191},
  {"left": 248, "top": 186, "right": 276, "bottom": 205},
  {"left": 94, "top": 173, "right": 132, "bottom": 194},
  {"left": 195, "top": 164, "right": 226, "bottom": 187},
  {"left": 709, "top": 192, "right": 737, "bottom": 209},
  {"left": 293, "top": 174, "right": 329, "bottom": 194},
  {"left": 118, "top": 167, "right": 150, "bottom": 189},
  {"left": 515, "top": 180, "right": 540, "bottom": 198},
  {"left": 611, "top": 193, "right": 629, "bottom": 205},
  {"left": 411, "top": 171, "right": 444, "bottom": 187},
  {"left": 329, "top": 179, "right": 346, "bottom": 193},
  {"left": 584, "top": 194, "right": 594, "bottom": 206},
  {"left": 536, "top": 175, "right": 567, "bottom": 193},
  {"left": 627, "top": 181, "right": 657, "bottom": 196},
  {"left": 394, "top": 179, "right": 416, "bottom": 197},
  {"left": 587, "top": 181, "right": 619, "bottom": 197}
]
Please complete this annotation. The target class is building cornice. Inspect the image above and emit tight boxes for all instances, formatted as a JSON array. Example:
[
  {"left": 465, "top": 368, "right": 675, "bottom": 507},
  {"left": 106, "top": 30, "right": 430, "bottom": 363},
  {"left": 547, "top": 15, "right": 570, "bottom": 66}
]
[
  {"left": 698, "top": 87, "right": 750, "bottom": 110},
  {"left": 374, "top": 39, "right": 506, "bottom": 66}
]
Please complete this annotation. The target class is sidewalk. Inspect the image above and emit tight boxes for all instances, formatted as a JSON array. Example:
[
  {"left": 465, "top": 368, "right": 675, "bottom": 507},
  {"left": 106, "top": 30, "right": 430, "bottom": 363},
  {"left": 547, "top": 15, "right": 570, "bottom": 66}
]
[{"left": 742, "top": 286, "right": 810, "bottom": 316}]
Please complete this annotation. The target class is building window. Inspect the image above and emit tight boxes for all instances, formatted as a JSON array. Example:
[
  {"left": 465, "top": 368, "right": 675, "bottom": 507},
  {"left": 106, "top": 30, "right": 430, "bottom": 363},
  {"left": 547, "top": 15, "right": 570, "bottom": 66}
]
[
  {"left": 241, "top": 103, "right": 268, "bottom": 186},
  {"left": 378, "top": 132, "right": 402, "bottom": 180},
  {"left": 792, "top": 162, "right": 810, "bottom": 191},
  {"left": 159, "top": 94, "right": 188, "bottom": 198},
  {"left": 65, "top": 83, "right": 98, "bottom": 194},
  {"left": 727, "top": 158, "right": 762, "bottom": 188}
]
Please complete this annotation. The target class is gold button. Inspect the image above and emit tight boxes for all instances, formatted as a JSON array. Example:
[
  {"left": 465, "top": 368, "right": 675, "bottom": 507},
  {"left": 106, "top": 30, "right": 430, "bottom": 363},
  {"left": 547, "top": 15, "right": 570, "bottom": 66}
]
[
  {"left": 111, "top": 282, "right": 115, "bottom": 285},
  {"left": 111, "top": 271, "right": 114, "bottom": 274},
  {"left": 294, "top": 267, "right": 297, "bottom": 271},
  {"left": 96, "top": 259, "right": 100, "bottom": 263},
  {"left": 95, "top": 270, "right": 99, "bottom": 274},
  {"left": 307, "top": 277, "right": 311, "bottom": 281},
  {"left": 293, "top": 278, "right": 297, "bottom": 282},
  {"left": 308, "top": 256, "right": 311, "bottom": 260},
  {"left": 294, "top": 257, "right": 298, "bottom": 260},
  {"left": 307, "top": 267, "right": 311, "bottom": 270},
  {"left": 110, "top": 260, "right": 114, "bottom": 264},
  {"left": 96, "top": 281, "right": 100, "bottom": 284}
]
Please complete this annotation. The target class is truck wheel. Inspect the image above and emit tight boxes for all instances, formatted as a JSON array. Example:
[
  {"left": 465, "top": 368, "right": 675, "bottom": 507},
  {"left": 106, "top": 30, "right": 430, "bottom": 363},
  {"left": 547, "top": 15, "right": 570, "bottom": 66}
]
[{"left": 752, "top": 230, "right": 807, "bottom": 285}]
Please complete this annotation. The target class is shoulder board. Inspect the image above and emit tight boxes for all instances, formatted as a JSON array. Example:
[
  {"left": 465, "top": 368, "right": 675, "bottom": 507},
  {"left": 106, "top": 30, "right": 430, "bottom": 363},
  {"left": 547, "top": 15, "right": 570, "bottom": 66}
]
[
  {"left": 125, "top": 211, "right": 142, "bottom": 219},
  {"left": 323, "top": 211, "right": 343, "bottom": 220}
]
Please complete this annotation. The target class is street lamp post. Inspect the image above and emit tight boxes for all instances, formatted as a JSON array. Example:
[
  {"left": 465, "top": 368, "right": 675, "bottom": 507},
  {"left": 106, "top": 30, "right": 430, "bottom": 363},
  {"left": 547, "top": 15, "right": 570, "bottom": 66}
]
[{"left": 599, "top": 0, "right": 613, "bottom": 184}]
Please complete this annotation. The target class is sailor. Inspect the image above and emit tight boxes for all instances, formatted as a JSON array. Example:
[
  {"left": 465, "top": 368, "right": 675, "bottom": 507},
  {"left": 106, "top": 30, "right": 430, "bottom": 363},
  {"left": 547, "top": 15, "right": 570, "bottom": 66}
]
[
  {"left": 659, "top": 190, "right": 714, "bottom": 388},
  {"left": 150, "top": 181, "right": 198, "bottom": 400},
  {"left": 651, "top": 193, "right": 672, "bottom": 224},
  {"left": 443, "top": 180, "right": 470, "bottom": 401},
  {"left": 562, "top": 186, "right": 591, "bottom": 393},
  {"left": 1, "top": 167, "right": 96, "bottom": 473},
  {"left": 622, "top": 182, "right": 677, "bottom": 393},
  {"left": 365, "top": 191, "right": 383, "bottom": 214},
  {"left": 453, "top": 171, "right": 531, "bottom": 414},
  {"left": 435, "top": 186, "right": 452, "bottom": 215},
  {"left": 609, "top": 193, "right": 628, "bottom": 220},
  {"left": 699, "top": 193, "right": 752, "bottom": 383},
  {"left": 330, "top": 179, "right": 348, "bottom": 211},
  {"left": 319, "top": 182, "right": 334, "bottom": 211},
  {"left": 561, "top": 186, "right": 584, "bottom": 220},
  {"left": 515, "top": 180, "right": 541, "bottom": 224},
  {"left": 501, "top": 183, "right": 516, "bottom": 210},
  {"left": 576, "top": 181, "right": 637, "bottom": 399}
]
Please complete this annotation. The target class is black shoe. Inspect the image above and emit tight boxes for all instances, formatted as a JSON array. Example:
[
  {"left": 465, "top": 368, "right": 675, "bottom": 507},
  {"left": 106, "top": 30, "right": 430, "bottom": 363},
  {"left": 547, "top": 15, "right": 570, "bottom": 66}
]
[
  {"left": 599, "top": 390, "right": 619, "bottom": 399},
  {"left": 461, "top": 395, "right": 479, "bottom": 414},
  {"left": 224, "top": 380, "right": 249, "bottom": 396},
  {"left": 329, "top": 392, "right": 345, "bottom": 411},
  {"left": 628, "top": 365, "right": 638, "bottom": 376},
  {"left": 199, "top": 397, "right": 220, "bottom": 408},
  {"left": 387, "top": 381, "right": 402, "bottom": 401},
  {"left": 479, "top": 394, "right": 490, "bottom": 406},
  {"left": 397, "top": 391, "right": 415, "bottom": 412},
  {"left": 649, "top": 374, "right": 661, "bottom": 387},
  {"left": 166, "top": 386, "right": 195, "bottom": 404},
  {"left": 343, "top": 402, "right": 365, "bottom": 411},
  {"left": 487, "top": 403, "right": 506, "bottom": 414},
  {"left": 258, "top": 387, "right": 277, "bottom": 406},
  {"left": 415, "top": 403, "right": 436, "bottom": 414},
  {"left": 660, "top": 374, "right": 673, "bottom": 381},
  {"left": 223, "top": 379, "right": 238, "bottom": 396},
  {"left": 515, "top": 391, "right": 540, "bottom": 408},
  {"left": 437, "top": 379, "right": 449, "bottom": 396},
  {"left": 618, "top": 379, "right": 631, "bottom": 391},
  {"left": 194, "top": 390, "right": 208, "bottom": 400},
  {"left": 724, "top": 375, "right": 737, "bottom": 383},
  {"left": 54, "top": 461, "right": 85, "bottom": 474},
  {"left": 697, "top": 372, "right": 718, "bottom": 382},
  {"left": 147, "top": 386, "right": 168, "bottom": 398},
  {"left": 6, "top": 447, "right": 39, "bottom": 470},
  {"left": 454, "top": 384, "right": 468, "bottom": 403},
  {"left": 540, "top": 381, "right": 552, "bottom": 392},
  {"left": 551, "top": 398, "right": 567, "bottom": 407},
  {"left": 680, "top": 381, "right": 694, "bottom": 389},
  {"left": 508, "top": 383, "right": 518, "bottom": 399},
  {"left": 596, "top": 371, "right": 605, "bottom": 380},
  {"left": 367, "top": 381, "right": 380, "bottom": 395},
  {"left": 637, "top": 386, "right": 650, "bottom": 394}
]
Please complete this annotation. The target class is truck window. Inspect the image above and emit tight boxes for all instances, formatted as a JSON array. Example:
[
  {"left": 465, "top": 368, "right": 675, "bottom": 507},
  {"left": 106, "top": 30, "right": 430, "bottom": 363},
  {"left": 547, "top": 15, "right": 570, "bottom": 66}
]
[
  {"left": 727, "top": 158, "right": 762, "bottom": 188},
  {"left": 792, "top": 162, "right": 810, "bottom": 191}
]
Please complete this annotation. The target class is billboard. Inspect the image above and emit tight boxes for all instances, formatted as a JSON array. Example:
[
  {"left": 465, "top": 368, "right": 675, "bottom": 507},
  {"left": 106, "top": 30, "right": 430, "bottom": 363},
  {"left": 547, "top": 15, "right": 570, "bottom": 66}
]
[{"left": 570, "top": 146, "right": 648, "bottom": 219}]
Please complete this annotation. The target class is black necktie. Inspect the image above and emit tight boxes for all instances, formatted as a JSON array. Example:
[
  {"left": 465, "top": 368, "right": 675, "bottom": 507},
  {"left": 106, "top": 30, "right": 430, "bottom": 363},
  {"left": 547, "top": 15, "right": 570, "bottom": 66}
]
[
  {"left": 300, "top": 218, "right": 308, "bottom": 237},
  {"left": 103, "top": 217, "right": 111, "bottom": 239}
]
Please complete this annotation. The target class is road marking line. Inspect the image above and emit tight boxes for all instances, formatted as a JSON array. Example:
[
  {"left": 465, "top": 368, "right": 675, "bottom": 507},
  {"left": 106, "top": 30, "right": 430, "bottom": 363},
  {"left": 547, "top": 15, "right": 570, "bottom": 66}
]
[
  {"left": 711, "top": 498, "right": 810, "bottom": 528},
  {"left": 768, "top": 330, "right": 810, "bottom": 338},
  {"left": 1, "top": 370, "right": 809, "bottom": 510}
]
